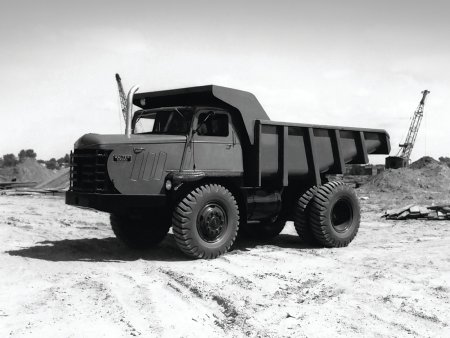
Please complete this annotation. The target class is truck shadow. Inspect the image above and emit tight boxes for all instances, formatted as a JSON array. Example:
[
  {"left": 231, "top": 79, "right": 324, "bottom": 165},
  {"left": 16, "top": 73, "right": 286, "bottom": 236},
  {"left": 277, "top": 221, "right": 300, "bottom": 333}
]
[
  {"left": 6, "top": 234, "right": 320, "bottom": 262},
  {"left": 6, "top": 234, "right": 191, "bottom": 262}
]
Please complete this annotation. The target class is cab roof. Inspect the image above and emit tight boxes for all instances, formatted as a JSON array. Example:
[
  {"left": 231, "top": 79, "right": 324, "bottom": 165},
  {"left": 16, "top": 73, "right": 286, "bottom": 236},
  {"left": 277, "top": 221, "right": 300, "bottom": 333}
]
[{"left": 133, "top": 85, "right": 270, "bottom": 145}]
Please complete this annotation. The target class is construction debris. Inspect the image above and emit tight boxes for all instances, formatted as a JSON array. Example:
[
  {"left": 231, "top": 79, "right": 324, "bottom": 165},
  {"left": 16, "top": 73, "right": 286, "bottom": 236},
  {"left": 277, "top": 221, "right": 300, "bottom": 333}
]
[
  {"left": 0, "top": 181, "right": 37, "bottom": 190},
  {"left": 0, "top": 188, "right": 64, "bottom": 196},
  {"left": 384, "top": 204, "right": 450, "bottom": 220}
]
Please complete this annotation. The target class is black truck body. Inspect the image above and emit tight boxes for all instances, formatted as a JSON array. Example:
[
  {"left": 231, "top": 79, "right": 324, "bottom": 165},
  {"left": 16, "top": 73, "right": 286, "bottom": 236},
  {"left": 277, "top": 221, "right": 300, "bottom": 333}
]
[{"left": 66, "top": 85, "right": 390, "bottom": 258}]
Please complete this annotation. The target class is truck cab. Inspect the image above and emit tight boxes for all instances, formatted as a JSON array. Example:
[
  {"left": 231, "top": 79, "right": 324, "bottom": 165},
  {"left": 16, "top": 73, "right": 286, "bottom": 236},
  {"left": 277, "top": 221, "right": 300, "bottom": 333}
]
[{"left": 131, "top": 106, "right": 243, "bottom": 174}]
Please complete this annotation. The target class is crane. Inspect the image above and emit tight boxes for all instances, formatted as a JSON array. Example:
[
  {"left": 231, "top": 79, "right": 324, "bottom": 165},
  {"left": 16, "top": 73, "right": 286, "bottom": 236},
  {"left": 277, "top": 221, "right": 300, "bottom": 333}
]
[
  {"left": 385, "top": 90, "right": 430, "bottom": 169},
  {"left": 115, "top": 73, "right": 128, "bottom": 123}
]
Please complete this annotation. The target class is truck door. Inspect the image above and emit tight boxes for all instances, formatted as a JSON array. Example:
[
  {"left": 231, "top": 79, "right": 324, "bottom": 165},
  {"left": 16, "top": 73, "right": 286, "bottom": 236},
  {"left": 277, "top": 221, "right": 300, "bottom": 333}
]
[{"left": 191, "top": 110, "right": 243, "bottom": 174}]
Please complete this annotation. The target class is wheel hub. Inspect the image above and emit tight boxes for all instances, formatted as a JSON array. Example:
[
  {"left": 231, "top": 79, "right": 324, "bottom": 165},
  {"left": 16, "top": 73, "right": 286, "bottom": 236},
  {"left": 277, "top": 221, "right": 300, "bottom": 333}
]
[
  {"left": 197, "top": 203, "right": 227, "bottom": 242},
  {"left": 331, "top": 199, "right": 353, "bottom": 233}
]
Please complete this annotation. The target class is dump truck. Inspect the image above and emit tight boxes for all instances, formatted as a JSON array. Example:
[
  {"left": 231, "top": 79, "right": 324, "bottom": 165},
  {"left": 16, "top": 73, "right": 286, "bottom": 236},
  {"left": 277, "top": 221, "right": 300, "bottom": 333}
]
[{"left": 66, "top": 85, "right": 390, "bottom": 259}]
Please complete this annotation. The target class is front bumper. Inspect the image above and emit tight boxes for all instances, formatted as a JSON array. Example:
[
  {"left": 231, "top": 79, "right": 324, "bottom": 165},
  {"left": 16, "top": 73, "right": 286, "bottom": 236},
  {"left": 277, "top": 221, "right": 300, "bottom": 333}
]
[{"left": 65, "top": 191, "right": 167, "bottom": 213}]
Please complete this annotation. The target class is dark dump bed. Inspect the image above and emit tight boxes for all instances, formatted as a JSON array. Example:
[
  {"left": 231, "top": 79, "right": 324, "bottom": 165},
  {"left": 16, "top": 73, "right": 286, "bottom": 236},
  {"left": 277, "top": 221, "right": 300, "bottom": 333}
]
[{"left": 254, "top": 120, "right": 390, "bottom": 186}]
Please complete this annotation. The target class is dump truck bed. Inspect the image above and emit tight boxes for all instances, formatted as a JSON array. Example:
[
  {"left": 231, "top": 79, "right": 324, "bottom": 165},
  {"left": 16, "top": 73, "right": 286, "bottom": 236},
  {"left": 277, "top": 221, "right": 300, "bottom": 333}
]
[{"left": 254, "top": 120, "right": 390, "bottom": 186}]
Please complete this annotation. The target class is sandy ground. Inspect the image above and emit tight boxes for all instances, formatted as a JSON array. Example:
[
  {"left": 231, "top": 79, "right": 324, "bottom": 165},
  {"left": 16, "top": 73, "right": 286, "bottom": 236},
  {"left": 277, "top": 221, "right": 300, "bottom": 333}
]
[{"left": 0, "top": 194, "right": 449, "bottom": 337}]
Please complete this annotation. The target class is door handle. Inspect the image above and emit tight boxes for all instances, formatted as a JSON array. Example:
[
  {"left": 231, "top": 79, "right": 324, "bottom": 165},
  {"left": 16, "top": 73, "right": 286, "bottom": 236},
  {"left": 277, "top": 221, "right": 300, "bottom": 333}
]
[
  {"left": 133, "top": 147, "right": 145, "bottom": 154},
  {"left": 226, "top": 144, "right": 232, "bottom": 149}
]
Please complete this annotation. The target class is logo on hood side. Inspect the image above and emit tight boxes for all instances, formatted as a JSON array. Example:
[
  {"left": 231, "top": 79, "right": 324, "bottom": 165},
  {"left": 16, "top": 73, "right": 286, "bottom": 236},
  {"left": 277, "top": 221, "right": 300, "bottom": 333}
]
[{"left": 113, "top": 155, "right": 132, "bottom": 162}]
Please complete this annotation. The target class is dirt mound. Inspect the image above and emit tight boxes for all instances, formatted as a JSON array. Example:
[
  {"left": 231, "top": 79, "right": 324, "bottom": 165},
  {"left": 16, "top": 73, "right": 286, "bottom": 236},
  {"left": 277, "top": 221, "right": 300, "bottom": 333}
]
[
  {"left": 0, "top": 159, "right": 57, "bottom": 184},
  {"left": 364, "top": 160, "right": 450, "bottom": 194},
  {"left": 35, "top": 168, "right": 70, "bottom": 190},
  {"left": 410, "top": 156, "right": 439, "bottom": 169}
]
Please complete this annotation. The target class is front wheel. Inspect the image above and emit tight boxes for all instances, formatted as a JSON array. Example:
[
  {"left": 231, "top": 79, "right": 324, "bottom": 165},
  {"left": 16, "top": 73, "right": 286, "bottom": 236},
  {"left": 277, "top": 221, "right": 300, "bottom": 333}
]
[
  {"left": 172, "top": 184, "right": 239, "bottom": 259},
  {"left": 110, "top": 211, "right": 170, "bottom": 249}
]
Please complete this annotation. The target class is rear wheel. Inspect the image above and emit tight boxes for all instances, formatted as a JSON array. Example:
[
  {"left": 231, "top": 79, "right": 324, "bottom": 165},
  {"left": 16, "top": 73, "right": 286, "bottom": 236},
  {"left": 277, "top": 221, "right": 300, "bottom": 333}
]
[
  {"left": 110, "top": 211, "right": 170, "bottom": 249},
  {"left": 309, "top": 181, "right": 360, "bottom": 247},
  {"left": 172, "top": 183, "right": 239, "bottom": 259},
  {"left": 293, "top": 186, "right": 318, "bottom": 244}
]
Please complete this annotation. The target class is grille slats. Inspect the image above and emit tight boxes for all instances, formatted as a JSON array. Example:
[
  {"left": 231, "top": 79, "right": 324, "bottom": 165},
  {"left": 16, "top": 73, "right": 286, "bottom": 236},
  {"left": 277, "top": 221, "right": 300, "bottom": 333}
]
[{"left": 70, "top": 149, "right": 116, "bottom": 193}]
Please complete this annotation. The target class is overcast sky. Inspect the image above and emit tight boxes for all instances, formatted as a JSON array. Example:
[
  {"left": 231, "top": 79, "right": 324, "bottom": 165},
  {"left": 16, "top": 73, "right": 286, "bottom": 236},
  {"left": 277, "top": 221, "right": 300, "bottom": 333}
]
[{"left": 1, "top": 0, "right": 448, "bottom": 163}]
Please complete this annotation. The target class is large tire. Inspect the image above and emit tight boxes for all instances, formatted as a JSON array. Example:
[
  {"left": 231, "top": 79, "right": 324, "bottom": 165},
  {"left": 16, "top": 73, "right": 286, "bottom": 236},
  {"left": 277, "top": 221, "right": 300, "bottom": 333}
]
[
  {"left": 172, "top": 184, "right": 239, "bottom": 259},
  {"left": 110, "top": 211, "right": 170, "bottom": 249},
  {"left": 309, "top": 181, "right": 360, "bottom": 247},
  {"left": 293, "top": 186, "right": 318, "bottom": 244},
  {"left": 240, "top": 216, "right": 286, "bottom": 240}
]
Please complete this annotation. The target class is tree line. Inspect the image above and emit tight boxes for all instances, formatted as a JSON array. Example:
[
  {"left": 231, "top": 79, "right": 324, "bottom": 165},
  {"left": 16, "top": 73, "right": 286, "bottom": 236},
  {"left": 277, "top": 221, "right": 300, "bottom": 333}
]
[{"left": 0, "top": 149, "right": 70, "bottom": 170}]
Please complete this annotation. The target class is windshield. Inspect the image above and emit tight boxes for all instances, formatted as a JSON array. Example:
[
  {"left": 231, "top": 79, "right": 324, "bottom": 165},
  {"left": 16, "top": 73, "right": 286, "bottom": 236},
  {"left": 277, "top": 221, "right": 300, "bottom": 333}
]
[{"left": 132, "top": 107, "right": 193, "bottom": 135}]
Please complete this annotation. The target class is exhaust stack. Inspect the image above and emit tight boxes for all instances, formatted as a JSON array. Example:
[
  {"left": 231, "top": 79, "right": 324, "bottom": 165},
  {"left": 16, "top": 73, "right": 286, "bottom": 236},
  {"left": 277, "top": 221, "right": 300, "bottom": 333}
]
[{"left": 125, "top": 85, "right": 139, "bottom": 138}]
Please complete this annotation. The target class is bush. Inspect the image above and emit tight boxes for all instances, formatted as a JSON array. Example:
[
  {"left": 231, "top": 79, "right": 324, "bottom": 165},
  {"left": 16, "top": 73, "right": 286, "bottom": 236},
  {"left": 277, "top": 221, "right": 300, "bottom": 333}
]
[
  {"left": 18, "top": 149, "right": 37, "bottom": 162},
  {"left": 46, "top": 158, "right": 58, "bottom": 170},
  {"left": 57, "top": 154, "right": 70, "bottom": 166},
  {"left": 2, "top": 154, "right": 18, "bottom": 167}
]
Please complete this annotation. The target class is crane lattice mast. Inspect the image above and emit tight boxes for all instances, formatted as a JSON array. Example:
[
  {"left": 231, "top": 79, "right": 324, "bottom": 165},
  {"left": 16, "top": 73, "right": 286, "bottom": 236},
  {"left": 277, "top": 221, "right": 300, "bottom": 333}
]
[
  {"left": 115, "top": 73, "right": 128, "bottom": 123},
  {"left": 396, "top": 90, "right": 430, "bottom": 163}
]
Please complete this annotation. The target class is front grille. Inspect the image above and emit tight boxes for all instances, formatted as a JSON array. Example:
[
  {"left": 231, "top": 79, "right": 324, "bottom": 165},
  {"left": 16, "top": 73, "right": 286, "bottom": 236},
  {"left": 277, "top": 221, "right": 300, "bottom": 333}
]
[{"left": 70, "top": 149, "right": 116, "bottom": 193}]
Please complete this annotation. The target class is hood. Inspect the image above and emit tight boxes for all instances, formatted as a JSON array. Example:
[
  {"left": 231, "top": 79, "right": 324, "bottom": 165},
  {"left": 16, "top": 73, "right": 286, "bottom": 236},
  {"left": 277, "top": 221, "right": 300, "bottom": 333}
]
[{"left": 74, "top": 133, "right": 187, "bottom": 149}]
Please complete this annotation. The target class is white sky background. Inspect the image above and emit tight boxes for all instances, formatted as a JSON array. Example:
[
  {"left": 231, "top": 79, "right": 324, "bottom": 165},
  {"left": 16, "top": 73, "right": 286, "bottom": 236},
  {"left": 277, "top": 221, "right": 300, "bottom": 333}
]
[{"left": 0, "top": 0, "right": 448, "bottom": 163}]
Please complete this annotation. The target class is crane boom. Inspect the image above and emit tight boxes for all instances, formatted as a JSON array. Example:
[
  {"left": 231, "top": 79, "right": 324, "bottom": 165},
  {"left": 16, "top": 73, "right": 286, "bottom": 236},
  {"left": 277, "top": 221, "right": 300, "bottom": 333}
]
[
  {"left": 396, "top": 90, "right": 430, "bottom": 163},
  {"left": 115, "top": 73, "right": 128, "bottom": 122},
  {"left": 385, "top": 90, "right": 430, "bottom": 169}
]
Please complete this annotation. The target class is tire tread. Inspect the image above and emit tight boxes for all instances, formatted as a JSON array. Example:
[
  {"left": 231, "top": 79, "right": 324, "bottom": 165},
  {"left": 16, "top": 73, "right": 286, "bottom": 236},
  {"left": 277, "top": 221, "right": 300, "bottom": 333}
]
[
  {"left": 309, "top": 181, "right": 360, "bottom": 248},
  {"left": 172, "top": 183, "right": 239, "bottom": 259}
]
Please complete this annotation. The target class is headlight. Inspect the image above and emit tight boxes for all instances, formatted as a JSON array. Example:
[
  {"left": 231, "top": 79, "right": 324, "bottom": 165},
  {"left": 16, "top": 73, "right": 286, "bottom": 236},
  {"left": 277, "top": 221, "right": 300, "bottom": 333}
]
[{"left": 165, "top": 180, "right": 172, "bottom": 190}]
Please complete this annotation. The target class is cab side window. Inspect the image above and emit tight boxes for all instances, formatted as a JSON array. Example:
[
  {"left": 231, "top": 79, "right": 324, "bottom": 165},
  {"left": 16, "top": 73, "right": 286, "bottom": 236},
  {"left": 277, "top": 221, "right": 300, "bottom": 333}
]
[{"left": 197, "top": 112, "right": 229, "bottom": 137}]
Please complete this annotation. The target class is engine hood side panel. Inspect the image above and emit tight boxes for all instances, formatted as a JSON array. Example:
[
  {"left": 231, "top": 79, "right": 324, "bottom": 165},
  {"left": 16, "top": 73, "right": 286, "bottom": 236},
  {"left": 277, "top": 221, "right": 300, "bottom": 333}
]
[{"left": 107, "top": 143, "right": 184, "bottom": 195}]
